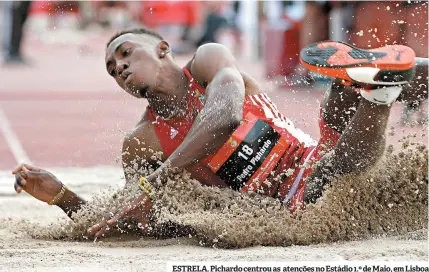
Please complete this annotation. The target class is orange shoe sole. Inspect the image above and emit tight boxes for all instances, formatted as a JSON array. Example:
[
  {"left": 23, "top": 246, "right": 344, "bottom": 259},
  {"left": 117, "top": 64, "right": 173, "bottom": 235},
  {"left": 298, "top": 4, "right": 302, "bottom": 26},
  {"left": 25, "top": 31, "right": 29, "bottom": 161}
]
[{"left": 300, "top": 41, "right": 416, "bottom": 87}]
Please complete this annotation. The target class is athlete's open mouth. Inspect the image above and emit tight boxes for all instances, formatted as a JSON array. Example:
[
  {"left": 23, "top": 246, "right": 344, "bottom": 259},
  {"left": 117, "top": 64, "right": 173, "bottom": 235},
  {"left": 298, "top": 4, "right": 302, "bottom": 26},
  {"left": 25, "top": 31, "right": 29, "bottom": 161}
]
[
  {"left": 139, "top": 87, "right": 149, "bottom": 98},
  {"left": 123, "top": 72, "right": 132, "bottom": 84},
  {"left": 123, "top": 73, "right": 134, "bottom": 92}
]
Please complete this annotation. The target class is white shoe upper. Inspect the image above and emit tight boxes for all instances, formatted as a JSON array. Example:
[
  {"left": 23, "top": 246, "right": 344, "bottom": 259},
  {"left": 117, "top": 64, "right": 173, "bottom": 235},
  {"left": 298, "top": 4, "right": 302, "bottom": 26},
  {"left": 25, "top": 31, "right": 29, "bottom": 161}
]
[
  {"left": 346, "top": 67, "right": 409, "bottom": 86},
  {"left": 359, "top": 85, "right": 403, "bottom": 105}
]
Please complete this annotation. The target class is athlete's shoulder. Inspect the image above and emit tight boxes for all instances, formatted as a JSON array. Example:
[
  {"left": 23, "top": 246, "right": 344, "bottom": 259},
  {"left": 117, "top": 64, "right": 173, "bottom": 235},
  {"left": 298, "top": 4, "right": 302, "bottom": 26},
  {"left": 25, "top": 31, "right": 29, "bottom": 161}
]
[
  {"left": 190, "top": 43, "right": 238, "bottom": 84},
  {"left": 123, "top": 117, "right": 164, "bottom": 161},
  {"left": 122, "top": 116, "right": 164, "bottom": 183},
  {"left": 125, "top": 111, "right": 158, "bottom": 148},
  {"left": 194, "top": 43, "right": 232, "bottom": 59}
]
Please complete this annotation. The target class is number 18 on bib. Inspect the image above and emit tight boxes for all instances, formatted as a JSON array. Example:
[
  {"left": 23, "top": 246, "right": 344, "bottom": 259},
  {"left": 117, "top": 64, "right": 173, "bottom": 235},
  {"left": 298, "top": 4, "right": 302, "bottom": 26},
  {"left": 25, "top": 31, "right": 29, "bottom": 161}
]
[{"left": 208, "top": 113, "right": 290, "bottom": 193}]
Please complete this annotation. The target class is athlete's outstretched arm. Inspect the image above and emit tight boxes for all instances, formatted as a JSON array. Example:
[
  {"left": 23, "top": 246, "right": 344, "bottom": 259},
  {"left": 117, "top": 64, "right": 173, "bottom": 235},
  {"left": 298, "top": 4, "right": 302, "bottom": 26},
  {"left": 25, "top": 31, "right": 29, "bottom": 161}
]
[
  {"left": 11, "top": 121, "right": 157, "bottom": 221},
  {"left": 156, "top": 43, "right": 245, "bottom": 177},
  {"left": 12, "top": 164, "right": 86, "bottom": 218},
  {"left": 171, "top": 45, "right": 244, "bottom": 165}
]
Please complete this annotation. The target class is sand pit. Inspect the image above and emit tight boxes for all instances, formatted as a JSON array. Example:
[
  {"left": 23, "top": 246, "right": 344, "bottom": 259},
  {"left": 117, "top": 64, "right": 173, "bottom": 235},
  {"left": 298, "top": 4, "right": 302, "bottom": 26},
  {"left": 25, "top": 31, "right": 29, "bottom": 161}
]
[{"left": 0, "top": 144, "right": 427, "bottom": 271}]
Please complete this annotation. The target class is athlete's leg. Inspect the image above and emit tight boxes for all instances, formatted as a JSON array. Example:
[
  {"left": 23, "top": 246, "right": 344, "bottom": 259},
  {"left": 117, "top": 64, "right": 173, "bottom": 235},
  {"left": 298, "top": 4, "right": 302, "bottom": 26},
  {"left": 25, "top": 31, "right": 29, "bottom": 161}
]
[
  {"left": 320, "top": 79, "right": 360, "bottom": 134},
  {"left": 312, "top": 97, "right": 394, "bottom": 197},
  {"left": 300, "top": 41, "right": 423, "bottom": 203},
  {"left": 306, "top": 84, "right": 394, "bottom": 203},
  {"left": 398, "top": 58, "right": 428, "bottom": 103},
  {"left": 320, "top": 59, "right": 427, "bottom": 134}
]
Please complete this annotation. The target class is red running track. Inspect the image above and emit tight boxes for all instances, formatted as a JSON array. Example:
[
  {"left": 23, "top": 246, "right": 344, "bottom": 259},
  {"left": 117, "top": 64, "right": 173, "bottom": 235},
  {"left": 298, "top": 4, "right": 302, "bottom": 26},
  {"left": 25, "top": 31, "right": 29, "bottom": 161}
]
[{"left": 0, "top": 29, "right": 426, "bottom": 171}]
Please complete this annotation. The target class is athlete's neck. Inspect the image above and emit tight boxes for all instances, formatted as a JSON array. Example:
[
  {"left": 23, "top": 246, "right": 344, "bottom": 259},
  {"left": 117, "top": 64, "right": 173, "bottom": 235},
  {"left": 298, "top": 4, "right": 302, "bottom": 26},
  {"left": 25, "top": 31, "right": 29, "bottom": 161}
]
[{"left": 148, "top": 65, "right": 190, "bottom": 119}]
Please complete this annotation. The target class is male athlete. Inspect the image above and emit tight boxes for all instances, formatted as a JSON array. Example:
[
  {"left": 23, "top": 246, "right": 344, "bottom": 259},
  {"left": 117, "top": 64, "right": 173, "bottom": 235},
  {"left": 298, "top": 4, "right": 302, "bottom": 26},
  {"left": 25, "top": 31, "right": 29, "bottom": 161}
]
[{"left": 12, "top": 28, "right": 428, "bottom": 238}]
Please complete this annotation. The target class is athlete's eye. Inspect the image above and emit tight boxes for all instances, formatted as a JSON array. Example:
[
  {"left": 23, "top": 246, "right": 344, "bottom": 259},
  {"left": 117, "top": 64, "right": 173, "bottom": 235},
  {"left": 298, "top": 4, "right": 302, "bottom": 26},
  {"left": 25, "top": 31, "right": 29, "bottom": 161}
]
[{"left": 123, "top": 48, "right": 131, "bottom": 57}]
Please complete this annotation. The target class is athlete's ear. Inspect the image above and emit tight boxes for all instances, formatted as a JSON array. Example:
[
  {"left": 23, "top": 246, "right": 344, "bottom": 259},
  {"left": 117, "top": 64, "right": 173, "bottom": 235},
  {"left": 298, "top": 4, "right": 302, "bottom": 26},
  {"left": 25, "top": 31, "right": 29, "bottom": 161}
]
[{"left": 157, "top": 41, "right": 170, "bottom": 58}]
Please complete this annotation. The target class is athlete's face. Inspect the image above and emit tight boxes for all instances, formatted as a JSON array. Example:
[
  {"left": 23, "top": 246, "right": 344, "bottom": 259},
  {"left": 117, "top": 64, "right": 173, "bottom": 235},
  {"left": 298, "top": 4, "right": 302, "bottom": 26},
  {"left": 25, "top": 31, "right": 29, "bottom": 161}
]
[{"left": 105, "top": 33, "right": 169, "bottom": 98}]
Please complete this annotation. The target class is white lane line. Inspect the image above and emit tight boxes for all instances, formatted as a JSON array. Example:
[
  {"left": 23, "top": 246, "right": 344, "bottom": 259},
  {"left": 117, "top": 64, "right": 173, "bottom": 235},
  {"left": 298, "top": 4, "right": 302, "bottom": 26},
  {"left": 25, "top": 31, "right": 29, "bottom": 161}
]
[{"left": 0, "top": 106, "right": 32, "bottom": 164}]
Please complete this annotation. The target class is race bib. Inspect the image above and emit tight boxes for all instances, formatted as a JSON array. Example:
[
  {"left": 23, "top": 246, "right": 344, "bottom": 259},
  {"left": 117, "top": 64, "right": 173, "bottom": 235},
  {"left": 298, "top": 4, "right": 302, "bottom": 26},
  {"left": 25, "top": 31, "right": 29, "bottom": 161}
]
[{"left": 208, "top": 113, "right": 290, "bottom": 192}]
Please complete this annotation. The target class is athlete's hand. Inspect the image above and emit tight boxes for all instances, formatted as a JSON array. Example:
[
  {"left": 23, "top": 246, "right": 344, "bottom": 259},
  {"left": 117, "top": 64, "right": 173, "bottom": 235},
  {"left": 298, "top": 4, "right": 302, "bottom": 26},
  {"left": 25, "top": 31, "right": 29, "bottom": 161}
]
[
  {"left": 12, "top": 164, "right": 63, "bottom": 204},
  {"left": 87, "top": 169, "right": 162, "bottom": 238},
  {"left": 87, "top": 190, "right": 152, "bottom": 238}
]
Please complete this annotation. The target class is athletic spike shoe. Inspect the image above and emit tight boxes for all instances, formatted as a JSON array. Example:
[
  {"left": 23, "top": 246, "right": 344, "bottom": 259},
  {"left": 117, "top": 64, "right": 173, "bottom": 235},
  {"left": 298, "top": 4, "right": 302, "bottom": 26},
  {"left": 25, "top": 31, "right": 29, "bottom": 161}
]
[{"left": 300, "top": 41, "right": 416, "bottom": 89}]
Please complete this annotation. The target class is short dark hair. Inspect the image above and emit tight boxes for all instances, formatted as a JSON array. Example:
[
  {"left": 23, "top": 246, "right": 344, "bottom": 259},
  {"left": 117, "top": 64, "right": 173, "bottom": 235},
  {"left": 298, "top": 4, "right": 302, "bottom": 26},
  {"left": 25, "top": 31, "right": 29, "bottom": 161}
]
[{"left": 106, "top": 28, "right": 164, "bottom": 48}]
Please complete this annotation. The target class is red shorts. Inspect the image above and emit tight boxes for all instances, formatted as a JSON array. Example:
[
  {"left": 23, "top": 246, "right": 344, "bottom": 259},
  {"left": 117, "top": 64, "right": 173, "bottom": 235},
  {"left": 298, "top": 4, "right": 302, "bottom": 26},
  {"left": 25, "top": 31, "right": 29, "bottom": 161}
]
[{"left": 278, "top": 109, "right": 340, "bottom": 212}]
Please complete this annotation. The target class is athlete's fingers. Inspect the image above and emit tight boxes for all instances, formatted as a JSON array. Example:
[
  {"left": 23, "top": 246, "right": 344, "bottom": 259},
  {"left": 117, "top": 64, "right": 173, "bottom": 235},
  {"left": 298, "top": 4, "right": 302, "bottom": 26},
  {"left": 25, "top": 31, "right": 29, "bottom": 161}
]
[
  {"left": 14, "top": 172, "right": 25, "bottom": 192},
  {"left": 22, "top": 166, "right": 30, "bottom": 176},
  {"left": 22, "top": 167, "right": 44, "bottom": 178},
  {"left": 14, "top": 183, "right": 22, "bottom": 193},
  {"left": 12, "top": 164, "right": 30, "bottom": 174},
  {"left": 12, "top": 164, "right": 24, "bottom": 174},
  {"left": 107, "top": 196, "right": 145, "bottom": 225},
  {"left": 87, "top": 223, "right": 102, "bottom": 235},
  {"left": 95, "top": 223, "right": 113, "bottom": 237},
  {"left": 88, "top": 219, "right": 108, "bottom": 235},
  {"left": 106, "top": 218, "right": 118, "bottom": 226},
  {"left": 22, "top": 164, "right": 42, "bottom": 173},
  {"left": 19, "top": 179, "right": 27, "bottom": 187},
  {"left": 106, "top": 208, "right": 128, "bottom": 225},
  {"left": 12, "top": 164, "right": 41, "bottom": 174},
  {"left": 95, "top": 227, "right": 108, "bottom": 238},
  {"left": 92, "top": 196, "right": 148, "bottom": 235},
  {"left": 88, "top": 211, "right": 113, "bottom": 235},
  {"left": 15, "top": 173, "right": 27, "bottom": 187}
]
